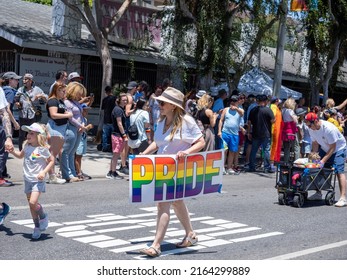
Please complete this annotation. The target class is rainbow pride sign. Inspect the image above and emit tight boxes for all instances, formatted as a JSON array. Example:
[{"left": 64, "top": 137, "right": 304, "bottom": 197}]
[{"left": 129, "top": 150, "right": 224, "bottom": 203}]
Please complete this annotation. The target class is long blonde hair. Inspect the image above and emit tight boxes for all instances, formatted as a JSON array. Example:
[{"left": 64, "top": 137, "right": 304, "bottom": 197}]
[
  {"left": 283, "top": 97, "right": 296, "bottom": 110},
  {"left": 325, "top": 98, "right": 335, "bottom": 108},
  {"left": 197, "top": 94, "right": 212, "bottom": 110},
  {"left": 158, "top": 107, "right": 185, "bottom": 141}
]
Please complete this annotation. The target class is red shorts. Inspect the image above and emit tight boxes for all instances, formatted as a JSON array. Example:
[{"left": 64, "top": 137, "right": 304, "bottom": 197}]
[{"left": 238, "top": 131, "right": 245, "bottom": 146}]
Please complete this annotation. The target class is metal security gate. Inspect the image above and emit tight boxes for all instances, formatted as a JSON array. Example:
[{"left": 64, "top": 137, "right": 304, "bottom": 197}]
[
  {"left": 81, "top": 57, "right": 159, "bottom": 105},
  {"left": 0, "top": 51, "right": 17, "bottom": 74}
]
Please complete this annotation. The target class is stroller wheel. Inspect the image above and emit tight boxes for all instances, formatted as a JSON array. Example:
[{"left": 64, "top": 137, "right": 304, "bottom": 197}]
[
  {"left": 325, "top": 191, "right": 335, "bottom": 206},
  {"left": 293, "top": 194, "right": 304, "bottom": 208},
  {"left": 278, "top": 193, "right": 286, "bottom": 205}
]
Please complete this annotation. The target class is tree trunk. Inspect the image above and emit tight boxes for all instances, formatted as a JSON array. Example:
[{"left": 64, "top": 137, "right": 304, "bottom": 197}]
[
  {"left": 321, "top": 36, "right": 341, "bottom": 104},
  {"left": 308, "top": 50, "right": 321, "bottom": 106},
  {"left": 273, "top": 0, "right": 288, "bottom": 98},
  {"left": 96, "top": 37, "right": 113, "bottom": 137}
]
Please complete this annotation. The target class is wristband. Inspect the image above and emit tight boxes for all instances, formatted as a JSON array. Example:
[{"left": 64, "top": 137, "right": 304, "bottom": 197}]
[
  {"left": 122, "top": 133, "right": 127, "bottom": 138},
  {"left": 6, "top": 135, "right": 12, "bottom": 139}
]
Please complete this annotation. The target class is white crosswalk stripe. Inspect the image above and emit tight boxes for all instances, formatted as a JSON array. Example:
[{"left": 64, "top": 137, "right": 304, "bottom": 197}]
[{"left": 10, "top": 206, "right": 284, "bottom": 258}]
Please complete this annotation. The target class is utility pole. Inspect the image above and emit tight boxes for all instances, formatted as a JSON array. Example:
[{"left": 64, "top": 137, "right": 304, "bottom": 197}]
[{"left": 273, "top": 0, "right": 288, "bottom": 98}]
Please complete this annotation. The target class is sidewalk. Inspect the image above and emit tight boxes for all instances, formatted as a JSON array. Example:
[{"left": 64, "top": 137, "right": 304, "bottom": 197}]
[{"left": 6, "top": 139, "right": 112, "bottom": 183}]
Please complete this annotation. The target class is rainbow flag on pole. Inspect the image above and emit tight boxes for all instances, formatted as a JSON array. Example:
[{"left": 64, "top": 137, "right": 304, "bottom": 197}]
[{"left": 290, "top": 0, "right": 317, "bottom": 12}]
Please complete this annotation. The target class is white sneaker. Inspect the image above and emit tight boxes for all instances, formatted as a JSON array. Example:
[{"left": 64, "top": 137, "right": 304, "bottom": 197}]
[
  {"left": 308, "top": 192, "right": 322, "bottom": 201},
  {"left": 32, "top": 227, "right": 41, "bottom": 239},
  {"left": 334, "top": 198, "right": 347, "bottom": 207},
  {"left": 227, "top": 168, "right": 235, "bottom": 175},
  {"left": 48, "top": 175, "right": 66, "bottom": 184}
]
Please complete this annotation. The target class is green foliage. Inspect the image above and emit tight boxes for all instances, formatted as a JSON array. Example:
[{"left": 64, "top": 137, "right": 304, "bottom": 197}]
[
  {"left": 160, "top": 0, "right": 281, "bottom": 90},
  {"left": 24, "top": 0, "right": 94, "bottom": 6},
  {"left": 24, "top": 0, "right": 52, "bottom": 5},
  {"left": 304, "top": 0, "right": 347, "bottom": 100}
]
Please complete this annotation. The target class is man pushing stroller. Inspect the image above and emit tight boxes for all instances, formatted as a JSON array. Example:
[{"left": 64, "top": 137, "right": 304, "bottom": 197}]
[{"left": 304, "top": 112, "right": 347, "bottom": 207}]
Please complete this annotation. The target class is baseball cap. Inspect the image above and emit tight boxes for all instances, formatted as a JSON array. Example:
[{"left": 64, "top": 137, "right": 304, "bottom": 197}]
[
  {"left": 81, "top": 103, "right": 91, "bottom": 110},
  {"left": 305, "top": 112, "right": 318, "bottom": 122},
  {"left": 327, "top": 108, "right": 337, "bottom": 115},
  {"left": 196, "top": 90, "right": 206, "bottom": 99},
  {"left": 256, "top": 94, "right": 268, "bottom": 102},
  {"left": 2, "top": 71, "right": 22, "bottom": 80},
  {"left": 68, "top": 72, "right": 83, "bottom": 81},
  {"left": 230, "top": 95, "right": 239, "bottom": 102},
  {"left": 24, "top": 73, "right": 34, "bottom": 80},
  {"left": 21, "top": 123, "right": 45, "bottom": 134},
  {"left": 295, "top": 108, "right": 307, "bottom": 116},
  {"left": 127, "top": 81, "right": 138, "bottom": 90},
  {"left": 271, "top": 96, "right": 282, "bottom": 103}
]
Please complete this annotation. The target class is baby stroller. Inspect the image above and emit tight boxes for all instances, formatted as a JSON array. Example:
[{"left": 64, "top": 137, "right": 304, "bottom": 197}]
[{"left": 275, "top": 162, "right": 336, "bottom": 208}]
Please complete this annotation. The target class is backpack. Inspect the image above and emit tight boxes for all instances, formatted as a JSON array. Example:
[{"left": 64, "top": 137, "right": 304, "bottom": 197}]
[{"left": 127, "top": 111, "right": 143, "bottom": 140}]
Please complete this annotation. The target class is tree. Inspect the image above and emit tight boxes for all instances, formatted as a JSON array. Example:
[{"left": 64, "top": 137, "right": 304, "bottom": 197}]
[
  {"left": 304, "top": 0, "right": 347, "bottom": 105},
  {"left": 60, "top": 0, "right": 132, "bottom": 100},
  {"left": 55, "top": 0, "right": 132, "bottom": 139},
  {"left": 273, "top": 0, "right": 288, "bottom": 98},
  {"left": 163, "top": 0, "right": 281, "bottom": 92}
]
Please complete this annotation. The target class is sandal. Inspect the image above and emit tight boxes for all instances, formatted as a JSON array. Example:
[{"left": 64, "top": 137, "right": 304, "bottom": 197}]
[
  {"left": 176, "top": 235, "right": 198, "bottom": 248},
  {"left": 82, "top": 172, "right": 92, "bottom": 180},
  {"left": 139, "top": 246, "right": 161, "bottom": 257},
  {"left": 68, "top": 176, "right": 82, "bottom": 183}
]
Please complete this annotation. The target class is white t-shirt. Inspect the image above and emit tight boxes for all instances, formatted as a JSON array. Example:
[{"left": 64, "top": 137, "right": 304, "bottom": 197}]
[
  {"left": 128, "top": 109, "right": 150, "bottom": 149},
  {"left": 23, "top": 144, "right": 51, "bottom": 182},
  {"left": 308, "top": 120, "right": 346, "bottom": 153},
  {"left": 154, "top": 114, "right": 203, "bottom": 155},
  {"left": 0, "top": 87, "right": 9, "bottom": 110}
]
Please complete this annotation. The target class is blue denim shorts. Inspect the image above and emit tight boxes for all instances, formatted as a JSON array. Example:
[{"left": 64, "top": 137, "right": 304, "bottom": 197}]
[
  {"left": 319, "top": 148, "right": 346, "bottom": 174},
  {"left": 24, "top": 180, "right": 46, "bottom": 194},
  {"left": 47, "top": 119, "right": 67, "bottom": 138},
  {"left": 76, "top": 134, "right": 87, "bottom": 155}
]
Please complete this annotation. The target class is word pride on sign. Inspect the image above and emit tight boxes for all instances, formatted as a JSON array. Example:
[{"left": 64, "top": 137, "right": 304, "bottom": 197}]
[{"left": 129, "top": 150, "right": 224, "bottom": 204}]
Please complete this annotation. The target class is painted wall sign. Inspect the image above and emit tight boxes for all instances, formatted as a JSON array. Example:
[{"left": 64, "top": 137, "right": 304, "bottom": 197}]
[{"left": 19, "top": 54, "right": 66, "bottom": 94}]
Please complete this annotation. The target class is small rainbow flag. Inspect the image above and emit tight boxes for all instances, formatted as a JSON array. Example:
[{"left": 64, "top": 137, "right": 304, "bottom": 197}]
[{"left": 31, "top": 152, "right": 41, "bottom": 160}]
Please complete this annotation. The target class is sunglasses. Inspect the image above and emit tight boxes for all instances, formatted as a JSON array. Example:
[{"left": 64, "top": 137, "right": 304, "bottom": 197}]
[{"left": 158, "top": 101, "right": 166, "bottom": 106}]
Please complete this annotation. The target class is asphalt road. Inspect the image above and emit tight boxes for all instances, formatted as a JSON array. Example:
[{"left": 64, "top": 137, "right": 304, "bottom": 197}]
[{"left": 1, "top": 170, "right": 347, "bottom": 261}]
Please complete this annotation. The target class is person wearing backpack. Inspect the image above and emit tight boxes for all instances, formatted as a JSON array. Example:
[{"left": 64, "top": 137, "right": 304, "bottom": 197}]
[{"left": 128, "top": 98, "right": 152, "bottom": 154}]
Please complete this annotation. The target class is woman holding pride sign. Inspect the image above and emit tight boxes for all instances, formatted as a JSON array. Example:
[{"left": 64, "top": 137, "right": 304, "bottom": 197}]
[{"left": 139, "top": 87, "right": 205, "bottom": 258}]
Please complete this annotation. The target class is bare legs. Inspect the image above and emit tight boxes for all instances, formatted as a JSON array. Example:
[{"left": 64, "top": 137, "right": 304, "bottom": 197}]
[
  {"left": 149, "top": 200, "right": 195, "bottom": 251},
  {"left": 48, "top": 136, "right": 64, "bottom": 176},
  {"left": 26, "top": 192, "right": 42, "bottom": 224},
  {"left": 337, "top": 173, "right": 346, "bottom": 199}
]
